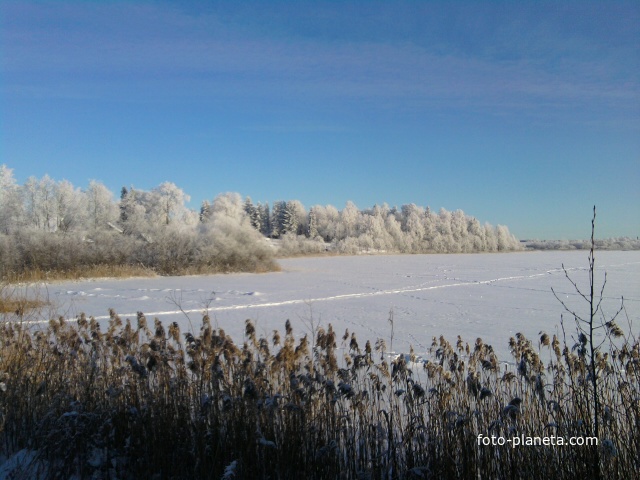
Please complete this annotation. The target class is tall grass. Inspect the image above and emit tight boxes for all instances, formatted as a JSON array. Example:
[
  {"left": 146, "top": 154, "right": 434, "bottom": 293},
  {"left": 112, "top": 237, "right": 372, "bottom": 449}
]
[{"left": 0, "top": 307, "right": 637, "bottom": 478}]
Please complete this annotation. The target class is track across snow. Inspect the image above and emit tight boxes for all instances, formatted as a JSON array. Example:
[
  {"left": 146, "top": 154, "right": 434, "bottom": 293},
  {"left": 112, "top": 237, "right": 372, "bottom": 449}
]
[
  {"left": 78, "top": 263, "right": 630, "bottom": 320},
  {"left": 21, "top": 251, "right": 640, "bottom": 360}
]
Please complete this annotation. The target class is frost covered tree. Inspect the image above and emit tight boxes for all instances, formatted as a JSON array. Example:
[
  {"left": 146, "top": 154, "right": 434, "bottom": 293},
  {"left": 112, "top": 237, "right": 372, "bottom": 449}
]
[
  {"left": 308, "top": 206, "right": 319, "bottom": 238},
  {"left": 252, "top": 206, "right": 261, "bottom": 232},
  {"left": 86, "top": 180, "right": 117, "bottom": 231},
  {"left": 118, "top": 187, "right": 148, "bottom": 235},
  {"left": 120, "top": 187, "right": 129, "bottom": 223},
  {"left": 259, "top": 202, "right": 271, "bottom": 237},
  {"left": 0, "top": 165, "right": 23, "bottom": 234},
  {"left": 198, "top": 192, "right": 275, "bottom": 272},
  {"left": 206, "top": 195, "right": 522, "bottom": 254},
  {"left": 496, "top": 224, "right": 518, "bottom": 251},
  {"left": 310, "top": 205, "right": 339, "bottom": 242},
  {"left": 270, "top": 201, "right": 287, "bottom": 238},
  {"left": 282, "top": 202, "right": 298, "bottom": 235},
  {"left": 244, "top": 197, "right": 264, "bottom": 232},
  {"left": 151, "top": 182, "right": 191, "bottom": 226},
  {"left": 436, "top": 209, "right": 455, "bottom": 251},
  {"left": 401, "top": 204, "right": 425, "bottom": 251},
  {"left": 119, "top": 186, "right": 141, "bottom": 229},
  {"left": 119, "top": 183, "right": 195, "bottom": 232},
  {"left": 484, "top": 224, "right": 498, "bottom": 251},
  {"left": 209, "top": 192, "right": 246, "bottom": 221},
  {"left": 199, "top": 200, "right": 211, "bottom": 223},
  {"left": 338, "top": 201, "right": 359, "bottom": 239},
  {"left": 22, "top": 175, "right": 56, "bottom": 230},
  {"left": 422, "top": 207, "right": 438, "bottom": 249},
  {"left": 361, "top": 211, "right": 391, "bottom": 251},
  {"left": 0, "top": 162, "right": 527, "bottom": 278},
  {"left": 54, "top": 179, "right": 86, "bottom": 232},
  {"left": 467, "top": 217, "right": 485, "bottom": 251},
  {"left": 283, "top": 200, "right": 306, "bottom": 236},
  {"left": 385, "top": 214, "right": 408, "bottom": 252},
  {"left": 0, "top": 165, "right": 14, "bottom": 196},
  {"left": 448, "top": 210, "right": 472, "bottom": 252},
  {"left": 244, "top": 197, "right": 257, "bottom": 226}
]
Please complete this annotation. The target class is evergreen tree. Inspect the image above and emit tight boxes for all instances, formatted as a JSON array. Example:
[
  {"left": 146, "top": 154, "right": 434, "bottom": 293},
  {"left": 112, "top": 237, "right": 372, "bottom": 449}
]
[
  {"left": 199, "top": 200, "right": 211, "bottom": 223},
  {"left": 244, "top": 196, "right": 256, "bottom": 224},
  {"left": 283, "top": 201, "right": 299, "bottom": 235},
  {"left": 270, "top": 201, "right": 286, "bottom": 238},
  {"left": 308, "top": 206, "right": 319, "bottom": 238},
  {"left": 261, "top": 202, "right": 271, "bottom": 237},
  {"left": 252, "top": 201, "right": 264, "bottom": 232},
  {"left": 120, "top": 187, "right": 129, "bottom": 223},
  {"left": 119, "top": 186, "right": 142, "bottom": 232}
]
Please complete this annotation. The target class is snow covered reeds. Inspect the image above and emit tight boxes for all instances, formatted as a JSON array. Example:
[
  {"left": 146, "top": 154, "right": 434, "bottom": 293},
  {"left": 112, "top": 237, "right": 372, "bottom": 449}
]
[{"left": 0, "top": 308, "right": 637, "bottom": 478}]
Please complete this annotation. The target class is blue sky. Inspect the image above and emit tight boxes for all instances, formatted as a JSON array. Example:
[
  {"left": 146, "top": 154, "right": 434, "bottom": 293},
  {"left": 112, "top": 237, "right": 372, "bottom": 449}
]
[{"left": 1, "top": 0, "right": 638, "bottom": 239}]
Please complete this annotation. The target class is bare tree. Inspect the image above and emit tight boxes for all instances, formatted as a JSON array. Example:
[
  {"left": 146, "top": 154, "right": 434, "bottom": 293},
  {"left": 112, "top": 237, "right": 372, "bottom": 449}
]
[{"left": 552, "top": 206, "right": 624, "bottom": 480}]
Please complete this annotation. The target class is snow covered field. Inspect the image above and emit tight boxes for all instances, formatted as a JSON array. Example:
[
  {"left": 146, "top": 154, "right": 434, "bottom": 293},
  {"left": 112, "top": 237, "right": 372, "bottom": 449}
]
[{"left": 33, "top": 250, "right": 640, "bottom": 361}]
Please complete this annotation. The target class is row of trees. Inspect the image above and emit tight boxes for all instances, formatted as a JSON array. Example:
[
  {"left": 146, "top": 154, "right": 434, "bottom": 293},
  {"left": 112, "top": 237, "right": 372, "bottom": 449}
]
[
  {"left": 524, "top": 238, "right": 640, "bottom": 251},
  {"left": 0, "top": 165, "right": 198, "bottom": 236},
  {"left": 242, "top": 197, "right": 522, "bottom": 254},
  {"left": 0, "top": 164, "right": 526, "bottom": 278},
  {"left": 0, "top": 166, "right": 275, "bottom": 277}
]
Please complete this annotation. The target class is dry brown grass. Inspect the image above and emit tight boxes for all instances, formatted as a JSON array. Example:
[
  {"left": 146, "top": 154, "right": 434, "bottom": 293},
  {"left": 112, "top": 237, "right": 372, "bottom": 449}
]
[
  {"left": 0, "top": 283, "right": 48, "bottom": 315},
  {"left": 1, "top": 260, "right": 280, "bottom": 283},
  {"left": 2, "top": 264, "right": 158, "bottom": 283},
  {"left": 0, "top": 296, "right": 47, "bottom": 315}
]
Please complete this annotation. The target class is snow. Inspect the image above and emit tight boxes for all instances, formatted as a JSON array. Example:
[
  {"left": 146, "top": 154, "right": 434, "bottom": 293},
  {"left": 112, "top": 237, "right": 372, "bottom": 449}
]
[
  {"left": 2, "top": 252, "right": 638, "bottom": 476},
  {"left": 0, "top": 449, "right": 47, "bottom": 479},
  {"left": 21, "top": 250, "right": 640, "bottom": 362}
]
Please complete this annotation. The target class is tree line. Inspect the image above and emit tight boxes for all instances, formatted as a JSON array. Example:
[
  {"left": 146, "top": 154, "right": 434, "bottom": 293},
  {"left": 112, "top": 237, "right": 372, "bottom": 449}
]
[
  {"left": 0, "top": 166, "right": 276, "bottom": 278},
  {"left": 0, "top": 165, "right": 524, "bottom": 279},
  {"left": 524, "top": 238, "right": 640, "bottom": 251},
  {"left": 238, "top": 197, "right": 522, "bottom": 255}
]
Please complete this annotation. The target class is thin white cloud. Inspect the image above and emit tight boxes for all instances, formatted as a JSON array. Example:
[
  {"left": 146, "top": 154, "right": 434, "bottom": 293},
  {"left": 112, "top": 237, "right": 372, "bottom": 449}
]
[{"left": 2, "top": 1, "right": 638, "bottom": 128}]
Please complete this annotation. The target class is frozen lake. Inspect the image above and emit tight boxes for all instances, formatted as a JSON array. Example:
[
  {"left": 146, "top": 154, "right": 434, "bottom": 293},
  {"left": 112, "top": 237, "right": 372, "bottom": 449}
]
[{"left": 29, "top": 250, "right": 640, "bottom": 361}]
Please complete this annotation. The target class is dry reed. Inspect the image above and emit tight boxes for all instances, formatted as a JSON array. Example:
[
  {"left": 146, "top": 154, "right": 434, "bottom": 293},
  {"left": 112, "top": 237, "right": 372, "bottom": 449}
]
[{"left": 0, "top": 307, "right": 637, "bottom": 479}]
